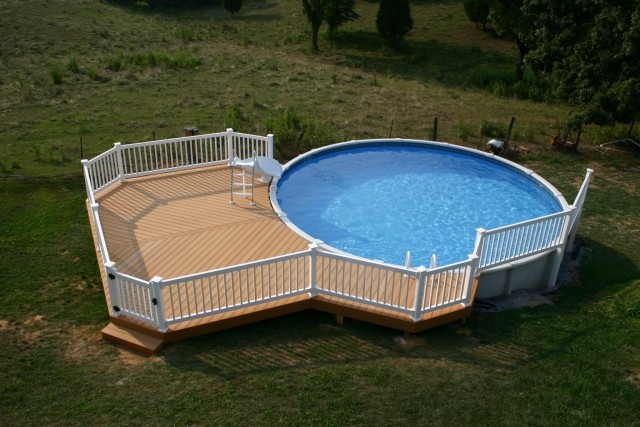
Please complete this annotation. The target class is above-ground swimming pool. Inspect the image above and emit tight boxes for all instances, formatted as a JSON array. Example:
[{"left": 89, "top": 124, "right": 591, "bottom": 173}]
[{"left": 273, "top": 140, "right": 567, "bottom": 271}]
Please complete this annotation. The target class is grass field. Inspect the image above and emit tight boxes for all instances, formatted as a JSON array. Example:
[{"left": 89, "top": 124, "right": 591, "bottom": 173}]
[{"left": 1, "top": 0, "right": 639, "bottom": 425}]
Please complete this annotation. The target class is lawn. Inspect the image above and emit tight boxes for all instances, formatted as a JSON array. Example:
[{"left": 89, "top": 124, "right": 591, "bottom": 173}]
[{"left": 1, "top": 0, "right": 639, "bottom": 425}]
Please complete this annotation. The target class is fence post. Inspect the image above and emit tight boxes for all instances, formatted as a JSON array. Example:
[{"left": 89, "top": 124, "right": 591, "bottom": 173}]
[
  {"left": 114, "top": 142, "right": 126, "bottom": 182},
  {"left": 544, "top": 210, "right": 574, "bottom": 291},
  {"left": 412, "top": 266, "right": 428, "bottom": 321},
  {"left": 465, "top": 254, "right": 480, "bottom": 304},
  {"left": 81, "top": 159, "right": 96, "bottom": 205},
  {"left": 432, "top": 115, "right": 438, "bottom": 141},
  {"left": 150, "top": 276, "right": 169, "bottom": 332},
  {"left": 473, "top": 228, "right": 487, "bottom": 271},
  {"left": 226, "top": 128, "right": 234, "bottom": 164},
  {"left": 267, "top": 133, "right": 274, "bottom": 159},
  {"left": 566, "top": 168, "right": 594, "bottom": 253},
  {"left": 308, "top": 243, "right": 319, "bottom": 296},
  {"left": 104, "top": 261, "right": 122, "bottom": 317}
]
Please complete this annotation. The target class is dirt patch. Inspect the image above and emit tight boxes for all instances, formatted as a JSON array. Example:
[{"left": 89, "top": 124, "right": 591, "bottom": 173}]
[
  {"left": 0, "top": 319, "right": 8, "bottom": 330},
  {"left": 64, "top": 325, "right": 104, "bottom": 362},
  {"left": 116, "top": 347, "right": 150, "bottom": 366},
  {"left": 626, "top": 371, "right": 640, "bottom": 388},
  {"left": 394, "top": 335, "right": 426, "bottom": 349},
  {"left": 23, "top": 314, "right": 44, "bottom": 326}
]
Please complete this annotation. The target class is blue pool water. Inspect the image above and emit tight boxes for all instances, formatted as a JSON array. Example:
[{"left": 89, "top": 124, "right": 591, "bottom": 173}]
[{"left": 276, "top": 142, "right": 563, "bottom": 267}]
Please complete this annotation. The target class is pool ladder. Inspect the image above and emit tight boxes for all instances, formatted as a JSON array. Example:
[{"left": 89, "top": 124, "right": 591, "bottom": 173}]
[{"left": 229, "top": 150, "right": 256, "bottom": 206}]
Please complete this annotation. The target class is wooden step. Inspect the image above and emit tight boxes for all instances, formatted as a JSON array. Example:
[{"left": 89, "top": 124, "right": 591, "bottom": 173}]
[{"left": 101, "top": 322, "right": 164, "bottom": 355}]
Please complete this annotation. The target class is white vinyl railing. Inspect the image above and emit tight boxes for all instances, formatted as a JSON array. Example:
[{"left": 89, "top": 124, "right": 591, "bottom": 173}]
[
  {"left": 84, "top": 133, "right": 594, "bottom": 332},
  {"left": 82, "top": 129, "right": 273, "bottom": 193},
  {"left": 475, "top": 210, "right": 572, "bottom": 271},
  {"left": 159, "top": 251, "right": 311, "bottom": 327}
]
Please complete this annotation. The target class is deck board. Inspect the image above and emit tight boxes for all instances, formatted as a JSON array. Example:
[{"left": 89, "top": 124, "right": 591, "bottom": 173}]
[{"left": 91, "top": 164, "right": 474, "bottom": 352}]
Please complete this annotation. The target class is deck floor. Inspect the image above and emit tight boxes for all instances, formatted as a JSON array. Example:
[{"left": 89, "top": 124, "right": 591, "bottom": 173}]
[
  {"left": 92, "top": 165, "right": 472, "bottom": 349},
  {"left": 97, "top": 166, "right": 309, "bottom": 280}
]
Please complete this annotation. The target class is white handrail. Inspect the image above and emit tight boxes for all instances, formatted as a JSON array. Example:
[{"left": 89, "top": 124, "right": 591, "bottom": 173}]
[{"left": 475, "top": 210, "right": 571, "bottom": 271}]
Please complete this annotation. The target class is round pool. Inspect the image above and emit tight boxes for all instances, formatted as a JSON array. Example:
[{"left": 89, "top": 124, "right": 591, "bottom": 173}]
[{"left": 271, "top": 140, "right": 567, "bottom": 270}]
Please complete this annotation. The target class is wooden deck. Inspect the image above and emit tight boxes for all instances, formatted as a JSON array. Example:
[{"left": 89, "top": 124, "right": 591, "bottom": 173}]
[{"left": 90, "top": 165, "right": 474, "bottom": 354}]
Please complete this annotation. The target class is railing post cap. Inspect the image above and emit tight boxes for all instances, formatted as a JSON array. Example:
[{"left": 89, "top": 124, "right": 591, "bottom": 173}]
[
  {"left": 91, "top": 202, "right": 99, "bottom": 208},
  {"left": 476, "top": 227, "right": 487, "bottom": 233},
  {"left": 150, "top": 275, "right": 164, "bottom": 283},
  {"left": 114, "top": 142, "right": 121, "bottom": 147},
  {"left": 104, "top": 261, "right": 116, "bottom": 268},
  {"left": 416, "top": 266, "right": 428, "bottom": 272},
  {"left": 81, "top": 159, "right": 89, "bottom": 164},
  {"left": 226, "top": 128, "right": 234, "bottom": 132},
  {"left": 308, "top": 243, "right": 319, "bottom": 250}
]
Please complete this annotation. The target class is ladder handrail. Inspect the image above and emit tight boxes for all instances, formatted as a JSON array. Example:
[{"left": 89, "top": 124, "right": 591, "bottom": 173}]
[{"left": 229, "top": 150, "right": 257, "bottom": 206}]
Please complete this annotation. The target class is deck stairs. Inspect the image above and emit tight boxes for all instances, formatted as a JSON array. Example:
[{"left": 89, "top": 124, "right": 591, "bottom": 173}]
[{"left": 101, "top": 321, "right": 164, "bottom": 355}]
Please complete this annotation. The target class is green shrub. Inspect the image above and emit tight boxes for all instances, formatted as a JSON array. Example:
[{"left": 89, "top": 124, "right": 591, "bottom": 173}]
[
  {"left": 480, "top": 119, "right": 507, "bottom": 139},
  {"left": 469, "top": 68, "right": 555, "bottom": 102},
  {"left": 266, "top": 107, "right": 335, "bottom": 161},
  {"left": 66, "top": 56, "right": 80, "bottom": 73},
  {"left": 169, "top": 50, "right": 202, "bottom": 69},
  {"left": 456, "top": 120, "right": 474, "bottom": 142},
  {"left": 173, "top": 26, "right": 201, "bottom": 43},
  {"left": 106, "top": 53, "right": 124, "bottom": 71},
  {"left": 48, "top": 61, "right": 63, "bottom": 85},
  {"left": 224, "top": 104, "right": 247, "bottom": 131}
]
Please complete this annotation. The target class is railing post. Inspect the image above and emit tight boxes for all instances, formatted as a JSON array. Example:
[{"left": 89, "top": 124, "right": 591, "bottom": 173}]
[
  {"left": 566, "top": 168, "right": 594, "bottom": 253},
  {"left": 544, "top": 210, "right": 574, "bottom": 291},
  {"left": 465, "top": 254, "right": 480, "bottom": 304},
  {"left": 114, "top": 142, "right": 126, "bottom": 182},
  {"left": 267, "top": 133, "right": 274, "bottom": 159},
  {"left": 412, "top": 266, "right": 428, "bottom": 321},
  {"left": 226, "top": 128, "right": 234, "bottom": 164},
  {"left": 473, "top": 228, "right": 487, "bottom": 270},
  {"left": 91, "top": 202, "right": 107, "bottom": 263},
  {"left": 308, "top": 243, "right": 319, "bottom": 296},
  {"left": 81, "top": 159, "right": 96, "bottom": 205},
  {"left": 104, "top": 261, "right": 122, "bottom": 317},
  {"left": 150, "top": 276, "right": 169, "bottom": 332}
]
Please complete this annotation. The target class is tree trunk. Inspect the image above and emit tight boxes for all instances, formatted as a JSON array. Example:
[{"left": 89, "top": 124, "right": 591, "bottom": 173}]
[
  {"left": 514, "top": 38, "right": 528, "bottom": 83},
  {"left": 312, "top": 25, "right": 320, "bottom": 51}
]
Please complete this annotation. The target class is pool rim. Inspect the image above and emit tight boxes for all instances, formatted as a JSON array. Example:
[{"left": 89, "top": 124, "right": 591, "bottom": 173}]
[{"left": 269, "top": 138, "right": 570, "bottom": 267}]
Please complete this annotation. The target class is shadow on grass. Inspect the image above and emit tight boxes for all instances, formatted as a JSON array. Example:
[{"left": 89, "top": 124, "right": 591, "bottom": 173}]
[
  {"left": 105, "top": 0, "right": 281, "bottom": 22},
  {"left": 333, "top": 35, "right": 513, "bottom": 89},
  {"left": 159, "top": 237, "right": 639, "bottom": 378}
]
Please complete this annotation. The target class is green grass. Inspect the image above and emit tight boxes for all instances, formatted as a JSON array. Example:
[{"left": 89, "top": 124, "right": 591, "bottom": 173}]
[{"left": 1, "top": 0, "right": 639, "bottom": 425}]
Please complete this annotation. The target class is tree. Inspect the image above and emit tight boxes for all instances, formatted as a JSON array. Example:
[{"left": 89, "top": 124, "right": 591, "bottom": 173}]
[
  {"left": 223, "top": 0, "right": 242, "bottom": 17},
  {"left": 302, "top": 0, "right": 359, "bottom": 50},
  {"left": 326, "top": 0, "right": 359, "bottom": 39},
  {"left": 463, "top": 0, "right": 489, "bottom": 30},
  {"left": 522, "top": 0, "right": 640, "bottom": 125},
  {"left": 489, "top": 0, "right": 533, "bottom": 83},
  {"left": 376, "top": 0, "right": 413, "bottom": 48},
  {"left": 302, "top": 0, "right": 326, "bottom": 51}
]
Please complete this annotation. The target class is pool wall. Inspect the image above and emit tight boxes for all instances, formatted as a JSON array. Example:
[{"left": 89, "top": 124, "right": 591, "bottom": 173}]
[{"left": 271, "top": 139, "right": 586, "bottom": 299}]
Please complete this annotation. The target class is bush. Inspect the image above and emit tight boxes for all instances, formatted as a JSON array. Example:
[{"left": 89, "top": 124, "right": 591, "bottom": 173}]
[
  {"left": 469, "top": 68, "right": 555, "bottom": 102},
  {"left": 224, "top": 104, "right": 248, "bottom": 131},
  {"left": 48, "top": 61, "right": 63, "bottom": 85},
  {"left": 66, "top": 56, "right": 80, "bottom": 73},
  {"left": 266, "top": 108, "right": 334, "bottom": 161},
  {"left": 480, "top": 119, "right": 507, "bottom": 139}
]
